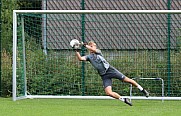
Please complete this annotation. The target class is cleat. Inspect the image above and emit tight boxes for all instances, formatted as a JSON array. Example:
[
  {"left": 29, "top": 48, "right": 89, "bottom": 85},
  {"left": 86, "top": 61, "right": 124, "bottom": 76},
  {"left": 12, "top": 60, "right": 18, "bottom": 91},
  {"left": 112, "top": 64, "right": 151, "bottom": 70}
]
[
  {"left": 142, "top": 89, "right": 149, "bottom": 97},
  {"left": 124, "top": 98, "right": 132, "bottom": 106}
]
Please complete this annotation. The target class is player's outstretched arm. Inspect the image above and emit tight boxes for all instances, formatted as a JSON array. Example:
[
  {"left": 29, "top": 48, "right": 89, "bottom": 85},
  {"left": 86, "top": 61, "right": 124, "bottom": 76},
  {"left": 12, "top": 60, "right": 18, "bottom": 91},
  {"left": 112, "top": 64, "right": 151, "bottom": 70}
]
[
  {"left": 84, "top": 44, "right": 97, "bottom": 53},
  {"left": 75, "top": 51, "right": 86, "bottom": 61}
]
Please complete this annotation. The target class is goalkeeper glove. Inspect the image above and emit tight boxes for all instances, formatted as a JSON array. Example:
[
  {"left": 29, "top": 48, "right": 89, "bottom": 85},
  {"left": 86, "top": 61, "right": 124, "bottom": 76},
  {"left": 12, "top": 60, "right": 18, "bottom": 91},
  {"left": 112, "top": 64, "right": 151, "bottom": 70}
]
[
  {"left": 79, "top": 42, "right": 87, "bottom": 47},
  {"left": 72, "top": 45, "right": 78, "bottom": 52}
]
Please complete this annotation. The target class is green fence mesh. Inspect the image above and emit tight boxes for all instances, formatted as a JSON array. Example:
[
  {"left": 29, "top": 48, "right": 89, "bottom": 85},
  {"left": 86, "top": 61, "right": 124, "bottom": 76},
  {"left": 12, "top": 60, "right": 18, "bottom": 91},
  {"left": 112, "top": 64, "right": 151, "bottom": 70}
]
[
  {"left": 15, "top": 11, "right": 181, "bottom": 98},
  {"left": 1, "top": 0, "right": 181, "bottom": 97}
]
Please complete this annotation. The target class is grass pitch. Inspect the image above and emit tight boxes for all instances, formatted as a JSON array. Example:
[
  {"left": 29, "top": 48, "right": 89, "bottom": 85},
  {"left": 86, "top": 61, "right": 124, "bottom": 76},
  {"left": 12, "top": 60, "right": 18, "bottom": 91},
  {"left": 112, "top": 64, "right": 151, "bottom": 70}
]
[{"left": 0, "top": 98, "right": 181, "bottom": 116}]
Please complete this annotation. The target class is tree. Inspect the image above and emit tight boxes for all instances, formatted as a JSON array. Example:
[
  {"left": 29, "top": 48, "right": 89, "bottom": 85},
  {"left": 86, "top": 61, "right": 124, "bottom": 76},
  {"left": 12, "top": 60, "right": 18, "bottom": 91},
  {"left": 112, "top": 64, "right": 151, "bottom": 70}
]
[{"left": 1, "top": 0, "right": 19, "bottom": 52}]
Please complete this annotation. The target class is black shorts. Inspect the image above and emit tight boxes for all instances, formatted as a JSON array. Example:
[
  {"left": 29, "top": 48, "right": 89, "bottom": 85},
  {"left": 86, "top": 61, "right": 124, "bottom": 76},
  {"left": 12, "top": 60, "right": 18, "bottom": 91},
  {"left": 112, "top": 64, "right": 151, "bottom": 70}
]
[{"left": 100, "top": 66, "right": 126, "bottom": 88}]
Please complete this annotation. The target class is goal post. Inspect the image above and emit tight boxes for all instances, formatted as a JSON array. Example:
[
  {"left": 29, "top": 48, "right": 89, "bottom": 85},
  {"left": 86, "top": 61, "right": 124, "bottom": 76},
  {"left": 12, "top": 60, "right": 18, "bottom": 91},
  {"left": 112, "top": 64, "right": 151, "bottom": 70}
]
[
  {"left": 13, "top": 10, "right": 181, "bottom": 101},
  {"left": 130, "top": 78, "right": 164, "bottom": 102}
]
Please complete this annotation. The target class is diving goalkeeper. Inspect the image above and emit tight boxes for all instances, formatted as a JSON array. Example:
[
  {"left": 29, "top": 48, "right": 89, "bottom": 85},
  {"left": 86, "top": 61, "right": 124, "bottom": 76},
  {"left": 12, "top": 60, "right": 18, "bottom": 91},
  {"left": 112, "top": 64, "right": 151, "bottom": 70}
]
[{"left": 74, "top": 41, "right": 149, "bottom": 106}]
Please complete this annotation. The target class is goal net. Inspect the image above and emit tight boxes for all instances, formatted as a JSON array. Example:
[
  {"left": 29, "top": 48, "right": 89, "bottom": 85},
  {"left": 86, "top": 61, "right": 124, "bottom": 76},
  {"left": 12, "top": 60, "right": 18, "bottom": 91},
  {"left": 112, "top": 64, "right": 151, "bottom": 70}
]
[{"left": 13, "top": 10, "right": 181, "bottom": 101}]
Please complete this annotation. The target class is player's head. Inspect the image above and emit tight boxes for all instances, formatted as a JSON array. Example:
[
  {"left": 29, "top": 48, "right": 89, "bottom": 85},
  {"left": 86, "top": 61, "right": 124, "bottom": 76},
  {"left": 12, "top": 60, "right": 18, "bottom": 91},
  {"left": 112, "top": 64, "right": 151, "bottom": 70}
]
[
  {"left": 88, "top": 41, "right": 96, "bottom": 47},
  {"left": 88, "top": 41, "right": 97, "bottom": 53}
]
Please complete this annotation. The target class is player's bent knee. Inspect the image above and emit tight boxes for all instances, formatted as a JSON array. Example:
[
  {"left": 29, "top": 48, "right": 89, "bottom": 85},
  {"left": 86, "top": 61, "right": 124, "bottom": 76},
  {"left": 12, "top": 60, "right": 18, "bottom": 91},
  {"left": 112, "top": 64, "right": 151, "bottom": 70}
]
[
  {"left": 106, "top": 92, "right": 111, "bottom": 96},
  {"left": 104, "top": 86, "right": 113, "bottom": 96},
  {"left": 105, "top": 90, "right": 113, "bottom": 96},
  {"left": 106, "top": 92, "right": 112, "bottom": 96}
]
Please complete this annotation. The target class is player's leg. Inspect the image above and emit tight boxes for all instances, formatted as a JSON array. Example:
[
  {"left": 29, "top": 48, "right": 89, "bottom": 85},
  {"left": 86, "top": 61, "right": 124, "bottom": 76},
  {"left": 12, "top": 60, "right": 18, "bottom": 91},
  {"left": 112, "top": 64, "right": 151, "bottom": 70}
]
[
  {"left": 111, "top": 69, "right": 149, "bottom": 97},
  {"left": 104, "top": 86, "right": 120, "bottom": 99},
  {"left": 123, "top": 77, "right": 149, "bottom": 97},
  {"left": 104, "top": 86, "right": 132, "bottom": 106},
  {"left": 122, "top": 77, "right": 139, "bottom": 87}
]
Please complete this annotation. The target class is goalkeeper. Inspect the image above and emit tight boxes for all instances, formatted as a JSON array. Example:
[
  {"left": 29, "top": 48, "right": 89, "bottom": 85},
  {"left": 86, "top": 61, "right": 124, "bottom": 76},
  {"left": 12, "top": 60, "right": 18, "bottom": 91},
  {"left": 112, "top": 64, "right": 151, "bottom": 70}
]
[{"left": 74, "top": 41, "right": 149, "bottom": 106}]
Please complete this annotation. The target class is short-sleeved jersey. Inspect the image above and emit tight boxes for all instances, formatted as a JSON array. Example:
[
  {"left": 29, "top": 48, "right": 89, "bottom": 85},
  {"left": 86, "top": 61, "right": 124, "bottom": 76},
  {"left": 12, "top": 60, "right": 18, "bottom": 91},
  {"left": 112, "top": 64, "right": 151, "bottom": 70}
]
[{"left": 85, "top": 49, "right": 109, "bottom": 75}]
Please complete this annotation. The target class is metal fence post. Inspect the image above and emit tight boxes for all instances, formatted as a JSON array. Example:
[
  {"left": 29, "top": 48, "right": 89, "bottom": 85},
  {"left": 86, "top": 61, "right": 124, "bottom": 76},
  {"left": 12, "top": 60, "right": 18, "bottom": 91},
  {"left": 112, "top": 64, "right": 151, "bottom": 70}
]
[
  {"left": 167, "top": 0, "right": 171, "bottom": 96},
  {"left": 0, "top": 0, "right": 2, "bottom": 96},
  {"left": 81, "top": 0, "right": 85, "bottom": 96}
]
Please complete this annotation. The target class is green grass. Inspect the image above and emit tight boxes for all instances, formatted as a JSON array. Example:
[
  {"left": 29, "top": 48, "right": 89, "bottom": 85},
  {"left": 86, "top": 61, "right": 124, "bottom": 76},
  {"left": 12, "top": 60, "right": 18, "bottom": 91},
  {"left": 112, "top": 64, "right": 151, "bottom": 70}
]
[{"left": 0, "top": 98, "right": 181, "bottom": 116}]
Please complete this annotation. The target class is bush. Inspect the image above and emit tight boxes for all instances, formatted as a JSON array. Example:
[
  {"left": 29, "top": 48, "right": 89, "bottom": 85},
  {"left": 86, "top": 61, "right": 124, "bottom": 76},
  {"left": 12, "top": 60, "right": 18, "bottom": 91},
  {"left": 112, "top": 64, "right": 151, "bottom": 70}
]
[
  {"left": 13, "top": 47, "right": 181, "bottom": 97},
  {"left": 3, "top": 36, "right": 181, "bottom": 97},
  {"left": 1, "top": 49, "right": 12, "bottom": 97}
]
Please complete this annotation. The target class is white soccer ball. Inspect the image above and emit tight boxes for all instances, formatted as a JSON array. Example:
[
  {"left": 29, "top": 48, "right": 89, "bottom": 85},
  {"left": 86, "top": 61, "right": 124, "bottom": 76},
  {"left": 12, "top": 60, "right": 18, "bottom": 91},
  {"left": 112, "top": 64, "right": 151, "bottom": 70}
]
[{"left": 70, "top": 39, "right": 80, "bottom": 49}]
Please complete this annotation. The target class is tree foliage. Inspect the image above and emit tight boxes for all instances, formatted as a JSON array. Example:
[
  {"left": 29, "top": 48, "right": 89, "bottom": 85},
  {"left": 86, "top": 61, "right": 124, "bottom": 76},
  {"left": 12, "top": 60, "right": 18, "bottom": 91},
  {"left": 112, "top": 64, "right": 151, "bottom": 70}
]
[
  {"left": 1, "top": 0, "right": 42, "bottom": 97},
  {"left": 1, "top": 0, "right": 19, "bottom": 52},
  {"left": 1, "top": 0, "right": 41, "bottom": 52}
]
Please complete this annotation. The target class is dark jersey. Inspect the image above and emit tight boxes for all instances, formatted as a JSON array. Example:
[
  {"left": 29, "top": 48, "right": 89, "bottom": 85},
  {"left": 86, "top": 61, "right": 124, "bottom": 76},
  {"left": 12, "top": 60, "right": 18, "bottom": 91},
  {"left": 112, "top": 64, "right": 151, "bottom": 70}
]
[{"left": 85, "top": 49, "right": 109, "bottom": 75}]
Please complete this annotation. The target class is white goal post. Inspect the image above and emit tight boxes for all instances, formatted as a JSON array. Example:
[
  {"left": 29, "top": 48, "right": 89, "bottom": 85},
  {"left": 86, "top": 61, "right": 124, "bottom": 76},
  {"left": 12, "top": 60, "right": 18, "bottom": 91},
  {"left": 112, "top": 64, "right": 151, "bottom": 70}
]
[
  {"left": 130, "top": 78, "right": 164, "bottom": 102},
  {"left": 13, "top": 10, "right": 181, "bottom": 101}
]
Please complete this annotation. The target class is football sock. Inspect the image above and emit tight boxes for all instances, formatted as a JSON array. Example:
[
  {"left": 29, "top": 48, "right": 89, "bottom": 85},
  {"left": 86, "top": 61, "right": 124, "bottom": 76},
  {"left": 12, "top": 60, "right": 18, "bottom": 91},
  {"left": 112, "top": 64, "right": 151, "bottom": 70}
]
[
  {"left": 137, "top": 84, "right": 143, "bottom": 91},
  {"left": 119, "top": 97, "right": 125, "bottom": 102}
]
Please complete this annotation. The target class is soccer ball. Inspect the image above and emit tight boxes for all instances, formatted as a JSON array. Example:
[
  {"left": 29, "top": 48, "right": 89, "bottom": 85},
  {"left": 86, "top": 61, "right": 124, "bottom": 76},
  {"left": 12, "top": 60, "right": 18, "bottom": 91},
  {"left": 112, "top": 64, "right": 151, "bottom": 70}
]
[{"left": 70, "top": 39, "right": 80, "bottom": 49}]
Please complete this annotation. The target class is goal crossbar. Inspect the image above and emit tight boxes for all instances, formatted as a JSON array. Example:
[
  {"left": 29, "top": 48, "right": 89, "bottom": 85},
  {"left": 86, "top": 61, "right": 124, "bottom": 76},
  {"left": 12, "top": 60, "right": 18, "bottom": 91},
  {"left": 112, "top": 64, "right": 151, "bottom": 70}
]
[{"left": 13, "top": 10, "right": 181, "bottom": 14}]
